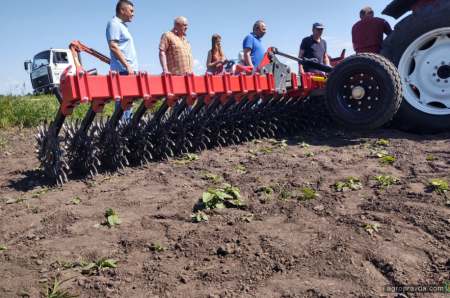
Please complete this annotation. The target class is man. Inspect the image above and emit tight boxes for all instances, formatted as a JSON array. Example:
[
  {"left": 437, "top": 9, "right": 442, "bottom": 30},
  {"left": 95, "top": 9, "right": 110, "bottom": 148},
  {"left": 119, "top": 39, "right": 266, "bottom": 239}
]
[
  {"left": 106, "top": 0, "right": 138, "bottom": 120},
  {"left": 352, "top": 7, "right": 393, "bottom": 54},
  {"left": 242, "top": 20, "right": 266, "bottom": 69},
  {"left": 159, "top": 16, "right": 194, "bottom": 76},
  {"left": 298, "top": 22, "right": 329, "bottom": 74}
]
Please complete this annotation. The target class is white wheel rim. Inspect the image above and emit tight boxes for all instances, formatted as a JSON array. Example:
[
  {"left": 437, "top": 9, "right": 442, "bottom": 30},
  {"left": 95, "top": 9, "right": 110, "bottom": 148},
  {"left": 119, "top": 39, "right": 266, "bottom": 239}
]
[{"left": 398, "top": 28, "right": 450, "bottom": 115}]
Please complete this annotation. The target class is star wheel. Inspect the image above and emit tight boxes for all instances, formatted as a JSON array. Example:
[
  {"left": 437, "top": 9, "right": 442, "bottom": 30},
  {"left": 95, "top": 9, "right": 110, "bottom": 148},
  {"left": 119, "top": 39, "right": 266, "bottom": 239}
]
[
  {"left": 63, "top": 119, "right": 99, "bottom": 179},
  {"left": 35, "top": 121, "right": 69, "bottom": 186},
  {"left": 91, "top": 116, "right": 129, "bottom": 173},
  {"left": 119, "top": 119, "right": 153, "bottom": 167},
  {"left": 144, "top": 114, "right": 175, "bottom": 162}
]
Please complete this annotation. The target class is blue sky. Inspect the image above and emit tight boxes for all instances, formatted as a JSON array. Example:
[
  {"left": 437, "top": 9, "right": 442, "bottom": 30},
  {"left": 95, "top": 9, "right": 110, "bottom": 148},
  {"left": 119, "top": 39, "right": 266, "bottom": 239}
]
[{"left": 2, "top": 0, "right": 407, "bottom": 95}]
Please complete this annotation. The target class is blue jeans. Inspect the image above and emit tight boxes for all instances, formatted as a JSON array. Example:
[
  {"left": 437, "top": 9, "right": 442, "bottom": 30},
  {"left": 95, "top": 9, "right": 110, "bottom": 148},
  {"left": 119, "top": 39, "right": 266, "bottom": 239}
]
[{"left": 114, "top": 71, "right": 138, "bottom": 121}]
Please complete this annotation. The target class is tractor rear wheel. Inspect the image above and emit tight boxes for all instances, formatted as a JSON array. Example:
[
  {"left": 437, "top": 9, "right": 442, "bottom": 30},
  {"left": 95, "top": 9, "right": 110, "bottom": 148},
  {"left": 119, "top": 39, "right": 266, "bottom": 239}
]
[
  {"left": 324, "top": 53, "right": 402, "bottom": 131},
  {"left": 380, "top": 0, "right": 450, "bottom": 134}
]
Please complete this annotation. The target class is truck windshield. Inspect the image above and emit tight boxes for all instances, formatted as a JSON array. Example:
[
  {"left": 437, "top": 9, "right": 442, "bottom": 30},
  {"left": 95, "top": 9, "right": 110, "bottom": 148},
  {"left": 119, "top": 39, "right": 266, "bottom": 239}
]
[{"left": 32, "top": 51, "right": 50, "bottom": 71}]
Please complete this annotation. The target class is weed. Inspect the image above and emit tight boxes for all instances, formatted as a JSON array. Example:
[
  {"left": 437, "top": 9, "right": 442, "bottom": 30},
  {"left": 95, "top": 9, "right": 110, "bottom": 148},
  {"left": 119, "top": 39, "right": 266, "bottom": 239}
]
[
  {"left": 242, "top": 214, "right": 254, "bottom": 222},
  {"left": 267, "top": 138, "right": 277, "bottom": 143},
  {"left": 183, "top": 153, "right": 199, "bottom": 162},
  {"left": 379, "top": 156, "right": 395, "bottom": 167},
  {"left": 105, "top": 208, "right": 122, "bottom": 228},
  {"left": 298, "top": 189, "right": 320, "bottom": 201},
  {"left": 66, "top": 197, "right": 82, "bottom": 205},
  {"left": 202, "top": 172, "right": 221, "bottom": 184},
  {"left": 26, "top": 203, "right": 44, "bottom": 213},
  {"left": 52, "top": 258, "right": 76, "bottom": 271},
  {"left": 0, "top": 137, "right": 11, "bottom": 148},
  {"left": 304, "top": 152, "right": 314, "bottom": 157},
  {"left": 253, "top": 176, "right": 260, "bottom": 181},
  {"left": 427, "top": 155, "right": 435, "bottom": 161},
  {"left": 104, "top": 173, "right": 118, "bottom": 180},
  {"left": 331, "top": 177, "right": 362, "bottom": 192},
  {"left": 234, "top": 166, "right": 246, "bottom": 174},
  {"left": 80, "top": 258, "right": 117, "bottom": 275},
  {"left": 320, "top": 148, "right": 329, "bottom": 152},
  {"left": 252, "top": 139, "right": 262, "bottom": 144},
  {"left": 0, "top": 244, "right": 6, "bottom": 250},
  {"left": 376, "top": 139, "right": 390, "bottom": 146},
  {"left": 33, "top": 164, "right": 44, "bottom": 171},
  {"left": 362, "top": 223, "right": 380, "bottom": 235},
  {"left": 299, "top": 141, "right": 310, "bottom": 148},
  {"left": 429, "top": 179, "right": 450, "bottom": 195},
  {"left": 4, "top": 150, "right": 13, "bottom": 155},
  {"left": 32, "top": 187, "right": 49, "bottom": 197},
  {"left": 292, "top": 153, "right": 298, "bottom": 158},
  {"left": 372, "top": 174, "right": 399, "bottom": 190},
  {"left": 272, "top": 181, "right": 291, "bottom": 201},
  {"left": 150, "top": 243, "right": 166, "bottom": 252},
  {"left": 40, "top": 275, "right": 79, "bottom": 298},
  {"left": 247, "top": 149, "right": 254, "bottom": 153},
  {"left": 261, "top": 147, "right": 274, "bottom": 154},
  {"left": 6, "top": 197, "right": 25, "bottom": 204},
  {"left": 247, "top": 154, "right": 255, "bottom": 159},
  {"left": 191, "top": 210, "right": 208, "bottom": 222},
  {"left": 226, "top": 156, "right": 234, "bottom": 162},
  {"left": 173, "top": 160, "right": 186, "bottom": 166},
  {"left": 371, "top": 148, "right": 388, "bottom": 158},
  {"left": 276, "top": 139, "right": 288, "bottom": 149}
]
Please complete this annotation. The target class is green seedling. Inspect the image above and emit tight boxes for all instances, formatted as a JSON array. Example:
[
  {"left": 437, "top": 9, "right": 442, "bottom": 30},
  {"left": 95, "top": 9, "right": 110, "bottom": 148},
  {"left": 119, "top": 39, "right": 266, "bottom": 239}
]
[
  {"left": 150, "top": 243, "right": 166, "bottom": 252},
  {"left": 261, "top": 147, "right": 274, "bottom": 154},
  {"left": 226, "top": 156, "right": 234, "bottom": 162},
  {"left": 371, "top": 148, "right": 388, "bottom": 158},
  {"left": 235, "top": 166, "right": 246, "bottom": 174},
  {"left": 427, "top": 155, "right": 436, "bottom": 161},
  {"left": 253, "top": 176, "right": 260, "bottom": 181},
  {"left": 272, "top": 181, "right": 291, "bottom": 201},
  {"left": 298, "top": 189, "right": 320, "bottom": 201},
  {"left": 247, "top": 149, "right": 255, "bottom": 153},
  {"left": 0, "top": 244, "right": 6, "bottom": 250},
  {"left": 299, "top": 141, "right": 310, "bottom": 148},
  {"left": 222, "top": 183, "right": 241, "bottom": 200},
  {"left": 252, "top": 139, "right": 262, "bottom": 144},
  {"left": 182, "top": 183, "right": 190, "bottom": 188},
  {"left": 52, "top": 258, "right": 75, "bottom": 271},
  {"left": 200, "top": 188, "right": 230, "bottom": 210},
  {"left": 105, "top": 208, "right": 122, "bottom": 228},
  {"left": 429, "top": 179, "right": 450, "bottom": 195},
  {"left": 304, "top": 152, "right": 314, "bottom": 157},
  {"left": 267, "top": 138, "right": 277, "bottom": 143},
  {"left": 40, "top": 275, "right": 79, "bottom": 298},
  {"left": 376, "top": 139, "right": 390, "bottom": 146},
  {"left": 183, "top": 153, "right": 199, "bottom": 162},
  {"left": 33, "top": 164, "right": 44, "bottom": 171},
  {"left": 362, "top": 223, "right": 380, "bottom": 235},
  {"left": 32, "top": 187, "right": 49, "bottom": 197},
  {"left": 379, "top": 156, "right": 395, "bottom": 167},
  {"left": 292, "top": 153, "right": 298, "bottom": 158},
  {"left": 173, "top": 160, "right": 186, "bottom": 166},
  {"left": 203, "top": 172, "right": 220, "bottom": 184},
  {"left": 277, "top": 139, "right": 288, "bottom": 149},
  {"left": 372, "top": 174, "right": 399, "bottom": 190},
  {"left": 104, "top": 173, "right": 118, "bottom": 180},
  {"left": 26, "top": 203, "right": 44, "bottom": 213},
  {"left": 4, "top": 150, "right": 13, "bottom": 155},
  {"left": 247, "top": 154, "right": 255, "bottom": 159},
  {"left": 331, "top": 177, "right": 362, "bottom": 192},
  {"left": 80, "top": 258, "right": 117, "bottom": 275},
  {"left": 320, "top": 148, "right": 329, "bottom": 152},
  {"left": 242, "top": 214, "right": 254, "bottom": 222},
  {"left": 0, "top": 137, "right": 10, "bottom": 148},
  {"left": 66, "top": 197, "right": 82, "bottom": 205},
  {"left": 191, "top": 210, "right": 208, "bottom": 222}
]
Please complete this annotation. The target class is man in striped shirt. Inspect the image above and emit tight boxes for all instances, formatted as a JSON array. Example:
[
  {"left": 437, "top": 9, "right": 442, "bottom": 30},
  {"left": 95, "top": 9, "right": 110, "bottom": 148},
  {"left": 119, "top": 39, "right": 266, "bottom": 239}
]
[{"left": 159, "top": 16, "right": 194, "bottom": 76}]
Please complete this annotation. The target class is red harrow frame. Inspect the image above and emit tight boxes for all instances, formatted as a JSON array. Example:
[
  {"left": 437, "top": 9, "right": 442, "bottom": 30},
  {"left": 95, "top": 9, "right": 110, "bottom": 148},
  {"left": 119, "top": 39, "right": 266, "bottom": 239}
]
[{"left": 35, "top": 41, "right": 402, "bottom": 185}]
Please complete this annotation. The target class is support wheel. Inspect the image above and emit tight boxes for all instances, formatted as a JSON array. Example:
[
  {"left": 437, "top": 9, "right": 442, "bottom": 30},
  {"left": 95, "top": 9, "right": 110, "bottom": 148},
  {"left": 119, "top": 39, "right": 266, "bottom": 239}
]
[{"left": 325, "top": 53, "right": 402, "bottom": 131}]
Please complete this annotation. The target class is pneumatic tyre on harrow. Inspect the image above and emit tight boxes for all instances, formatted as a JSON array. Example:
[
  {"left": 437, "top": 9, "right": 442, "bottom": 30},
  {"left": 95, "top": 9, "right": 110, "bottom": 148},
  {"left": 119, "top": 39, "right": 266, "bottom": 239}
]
[
  {"left": 380, "top": 0, "right": 450, "bottom": 134},
  {"left": 324, "top": 53, "right": 402, "bottom": 131}
]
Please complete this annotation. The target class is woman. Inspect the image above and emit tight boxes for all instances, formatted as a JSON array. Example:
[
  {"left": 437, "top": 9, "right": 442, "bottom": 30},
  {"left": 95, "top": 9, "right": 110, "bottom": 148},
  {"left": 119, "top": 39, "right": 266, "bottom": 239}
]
[{"left": 206, "top": 34, "right": 228, "bottom": 75}]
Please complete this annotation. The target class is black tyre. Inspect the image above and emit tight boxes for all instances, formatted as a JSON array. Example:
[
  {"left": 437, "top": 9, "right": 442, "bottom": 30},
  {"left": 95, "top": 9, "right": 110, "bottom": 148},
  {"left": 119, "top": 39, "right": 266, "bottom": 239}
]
[
  {"left": 324, "top": 53, "right": 402, "bottom": 131},
  {"left": 380, "top": 0, "right": 450, "bottom": 134}
]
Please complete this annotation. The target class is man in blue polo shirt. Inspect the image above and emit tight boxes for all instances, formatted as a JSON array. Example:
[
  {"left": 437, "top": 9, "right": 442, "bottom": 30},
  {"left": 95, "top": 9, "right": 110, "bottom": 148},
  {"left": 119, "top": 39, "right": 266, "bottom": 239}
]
[
  {"left": 298, "top": 22, "right": 329, "bottom": 74},
  {"left": 106, "top": 0, "right": 138, "bottom": 120},
  {"left": 242, "top": 20, "right": 266, "bottom": 69}
]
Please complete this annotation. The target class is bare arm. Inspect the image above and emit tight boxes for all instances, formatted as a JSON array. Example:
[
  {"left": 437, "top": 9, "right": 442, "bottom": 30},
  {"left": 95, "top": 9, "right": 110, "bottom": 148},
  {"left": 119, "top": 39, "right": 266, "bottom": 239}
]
[
  {"left": 243, "top": 48, "right": 253, "bottom": 68},
  {"left": 323, "top": 53, "right": 330, "bottom": 66},
  {"left": 159, "top": 50, "right": 168, "bottom": 73},
  {"left": 298, "top": 49, "right": 305, "bottom": 74},
  {"left": 109, "top": 40, "right": 134, "bottom": 75},
  {"left": 206, "top": 51, "right": 225, "bottom": 69}
]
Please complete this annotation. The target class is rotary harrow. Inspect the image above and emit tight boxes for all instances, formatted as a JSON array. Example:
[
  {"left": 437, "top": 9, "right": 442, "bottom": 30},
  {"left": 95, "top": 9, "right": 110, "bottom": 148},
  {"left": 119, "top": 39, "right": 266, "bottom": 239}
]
[{"left": 35, "top": 41, "right": 402, "bottom": 185}]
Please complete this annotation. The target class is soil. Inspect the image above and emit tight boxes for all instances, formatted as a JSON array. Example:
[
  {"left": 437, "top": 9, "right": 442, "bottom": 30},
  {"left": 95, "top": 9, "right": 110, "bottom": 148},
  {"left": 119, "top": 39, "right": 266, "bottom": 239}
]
[{"left": 1, "top": 125, "right": 450, "bottom": 298}]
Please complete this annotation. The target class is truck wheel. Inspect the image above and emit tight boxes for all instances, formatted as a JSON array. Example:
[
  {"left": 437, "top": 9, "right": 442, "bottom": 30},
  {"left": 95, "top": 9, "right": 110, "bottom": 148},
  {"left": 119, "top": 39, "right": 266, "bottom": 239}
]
[
  {"left": 324, "top": 53, "right": 402, "bottom": 131},
  {"left": 53, "top": 85, "right": 63, "bottom": 104},
  {"left": 380, "top": 0, "right": 450, "bottom": 134}
]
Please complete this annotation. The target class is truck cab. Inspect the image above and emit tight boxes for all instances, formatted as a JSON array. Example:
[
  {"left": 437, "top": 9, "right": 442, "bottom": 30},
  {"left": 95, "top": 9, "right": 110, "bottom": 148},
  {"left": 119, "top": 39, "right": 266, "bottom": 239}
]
[{"left": 24, "top": 49, "right": 76, "bottom": 95}]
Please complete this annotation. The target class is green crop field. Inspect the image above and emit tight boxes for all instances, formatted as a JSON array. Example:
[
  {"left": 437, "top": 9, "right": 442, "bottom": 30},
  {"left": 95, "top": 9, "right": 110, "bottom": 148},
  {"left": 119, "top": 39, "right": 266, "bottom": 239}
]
[{"left": 0, "top": 94, "right": 157, "bottom": 128}]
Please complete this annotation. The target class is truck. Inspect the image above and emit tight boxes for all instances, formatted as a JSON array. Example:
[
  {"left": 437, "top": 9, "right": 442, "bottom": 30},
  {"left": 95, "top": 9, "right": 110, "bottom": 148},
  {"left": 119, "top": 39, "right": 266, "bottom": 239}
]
[
  {"left": 381, "top": 0, "right": 450, "bottom": 133},
  {"left": 24, "top": 49, "right": 77, "bottom": 95}
]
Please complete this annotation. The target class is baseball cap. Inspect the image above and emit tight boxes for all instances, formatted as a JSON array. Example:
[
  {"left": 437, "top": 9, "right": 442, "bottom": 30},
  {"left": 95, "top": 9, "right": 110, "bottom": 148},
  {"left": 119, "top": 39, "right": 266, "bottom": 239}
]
[{"left": 313, "top": 22, "right": 324, "bottom": 29}]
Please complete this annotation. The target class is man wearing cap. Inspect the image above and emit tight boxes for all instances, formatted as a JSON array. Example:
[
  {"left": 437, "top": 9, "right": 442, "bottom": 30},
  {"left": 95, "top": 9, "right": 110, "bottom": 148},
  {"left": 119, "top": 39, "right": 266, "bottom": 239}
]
[
  {"left": 298, "top": 22, "right": 329, "bottom": 74},
  {"left": 352, "top": 7, "right": 392, "bottom": 54}
]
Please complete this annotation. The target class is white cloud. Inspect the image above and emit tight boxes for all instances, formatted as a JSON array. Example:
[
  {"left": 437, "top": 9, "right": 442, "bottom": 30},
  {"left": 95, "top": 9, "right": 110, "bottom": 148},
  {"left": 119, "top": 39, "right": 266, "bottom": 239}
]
[{"left": 193, "top": 59, "right": 204, "bottom": 73}]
